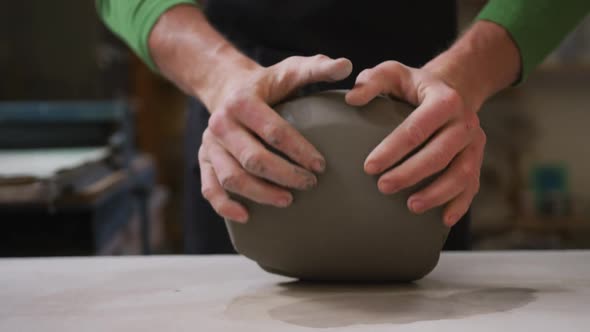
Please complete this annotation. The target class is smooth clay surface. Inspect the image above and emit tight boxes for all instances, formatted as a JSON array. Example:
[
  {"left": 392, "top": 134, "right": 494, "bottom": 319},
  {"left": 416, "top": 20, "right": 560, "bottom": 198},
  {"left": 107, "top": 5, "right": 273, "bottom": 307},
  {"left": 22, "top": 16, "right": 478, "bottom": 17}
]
[{"left": 226, "top": 90, "right": 449, "bottom": 281}]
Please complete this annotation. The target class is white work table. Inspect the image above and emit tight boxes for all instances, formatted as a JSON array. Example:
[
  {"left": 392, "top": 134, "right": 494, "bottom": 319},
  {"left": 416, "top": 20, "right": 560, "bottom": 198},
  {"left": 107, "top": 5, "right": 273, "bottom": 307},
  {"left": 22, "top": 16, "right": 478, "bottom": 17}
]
[{"left": 1, "top": 251, "right": 589, "bottom": 331}]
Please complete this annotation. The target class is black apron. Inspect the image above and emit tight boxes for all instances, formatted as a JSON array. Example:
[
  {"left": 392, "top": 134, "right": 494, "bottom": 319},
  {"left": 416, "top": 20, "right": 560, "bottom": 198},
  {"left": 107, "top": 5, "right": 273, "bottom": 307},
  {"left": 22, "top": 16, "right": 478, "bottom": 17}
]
[{"left": 184, "top": 0, "right": 470, "bottom": 254}]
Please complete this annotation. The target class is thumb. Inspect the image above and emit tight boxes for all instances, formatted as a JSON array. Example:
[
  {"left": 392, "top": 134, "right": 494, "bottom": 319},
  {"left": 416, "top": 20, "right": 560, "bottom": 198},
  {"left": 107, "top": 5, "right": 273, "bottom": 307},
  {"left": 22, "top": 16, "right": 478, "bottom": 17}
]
[
  {"left": 269, "top": 55, "right": 353, "bottom": 101},
  {"left": 345, "top": 61, "right": 418, "bottom": 107}
]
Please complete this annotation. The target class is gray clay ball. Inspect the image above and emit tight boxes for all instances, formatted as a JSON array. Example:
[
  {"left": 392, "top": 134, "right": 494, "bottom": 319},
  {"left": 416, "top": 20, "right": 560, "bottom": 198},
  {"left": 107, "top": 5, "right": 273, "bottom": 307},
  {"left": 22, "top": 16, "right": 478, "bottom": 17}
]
[{"left": 225, "top": 90, "right": 449, "bottom": 282}]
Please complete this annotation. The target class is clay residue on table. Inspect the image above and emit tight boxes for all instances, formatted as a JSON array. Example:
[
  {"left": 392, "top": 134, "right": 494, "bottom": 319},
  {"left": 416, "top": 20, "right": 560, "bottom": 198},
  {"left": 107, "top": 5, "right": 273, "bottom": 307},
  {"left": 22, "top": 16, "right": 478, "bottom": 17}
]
[{"left": 225, "top": 281, "right": 539, "bottom": 328}]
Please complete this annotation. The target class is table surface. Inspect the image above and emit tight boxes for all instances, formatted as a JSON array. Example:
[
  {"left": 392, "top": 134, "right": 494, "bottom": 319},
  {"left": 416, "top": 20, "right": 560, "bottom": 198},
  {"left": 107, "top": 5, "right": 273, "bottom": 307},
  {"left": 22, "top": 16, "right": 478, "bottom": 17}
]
[
  {"left": 1, "top": 251, "right": 589, "bottom": 332},
  {"left": 0, "top": 147, "right": 109, "bottom": 179}
]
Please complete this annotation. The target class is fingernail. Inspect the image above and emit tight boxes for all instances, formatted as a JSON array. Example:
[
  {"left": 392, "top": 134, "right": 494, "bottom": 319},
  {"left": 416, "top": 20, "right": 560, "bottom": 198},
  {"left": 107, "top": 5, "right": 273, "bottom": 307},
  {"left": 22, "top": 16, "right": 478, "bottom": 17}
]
[
  {"left": 445, "top": 214, "right": 458, "bottom": 226},
  {"left": 365, "top": 162, "right": 380, "bottom": 174},
  {"left": 409, "top": 199, "right": 424, "bottom": 213},
  {"left": 300, "top": 175, "right": 318, "bottom": 190},
  {"left": 277, "top": 195, "right": 293, "bottom": 207},
  {"left": 312, "top": 159, "right": 326, "bottom": 173}
]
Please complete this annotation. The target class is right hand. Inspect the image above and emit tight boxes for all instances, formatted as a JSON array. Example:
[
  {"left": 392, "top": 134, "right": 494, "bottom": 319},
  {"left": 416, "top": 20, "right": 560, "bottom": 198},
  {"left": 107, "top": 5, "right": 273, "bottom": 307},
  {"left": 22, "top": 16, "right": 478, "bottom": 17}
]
[{"left": 198, "top": 55, "right": 353, "bottom": 223}]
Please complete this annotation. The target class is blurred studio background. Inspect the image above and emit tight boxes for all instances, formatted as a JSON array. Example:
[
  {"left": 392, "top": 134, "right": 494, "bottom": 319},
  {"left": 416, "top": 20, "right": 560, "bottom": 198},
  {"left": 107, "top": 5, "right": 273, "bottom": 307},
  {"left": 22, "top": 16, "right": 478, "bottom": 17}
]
[{"left": 1, "top": 1, "right": 589, "bottom": 257}]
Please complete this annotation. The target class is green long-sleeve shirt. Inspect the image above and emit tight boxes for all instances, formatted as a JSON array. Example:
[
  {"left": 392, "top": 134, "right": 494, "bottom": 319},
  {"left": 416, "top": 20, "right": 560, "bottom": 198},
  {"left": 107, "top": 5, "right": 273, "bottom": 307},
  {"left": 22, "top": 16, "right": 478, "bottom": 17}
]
[{"left": 96, "top": 0, "right": 589, "bottom": 82}]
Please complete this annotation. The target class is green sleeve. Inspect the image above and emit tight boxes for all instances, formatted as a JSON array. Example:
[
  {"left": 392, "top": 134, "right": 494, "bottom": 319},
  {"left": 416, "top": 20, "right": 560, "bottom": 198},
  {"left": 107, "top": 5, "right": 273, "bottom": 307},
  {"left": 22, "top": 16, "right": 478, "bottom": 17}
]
[
  {"left": 476, "top": 0, "right": 590, "bottom": 83},
  {"left": 96, "top": 0, "right": 199, "bottom": 71}
]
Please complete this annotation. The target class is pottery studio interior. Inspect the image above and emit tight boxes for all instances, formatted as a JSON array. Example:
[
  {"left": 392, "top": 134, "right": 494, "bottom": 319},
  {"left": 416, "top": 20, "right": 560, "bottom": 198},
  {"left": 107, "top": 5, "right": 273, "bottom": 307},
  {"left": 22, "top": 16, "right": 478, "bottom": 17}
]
[{"left": 1, "top": 1, "right": 590, "bottom": 331}]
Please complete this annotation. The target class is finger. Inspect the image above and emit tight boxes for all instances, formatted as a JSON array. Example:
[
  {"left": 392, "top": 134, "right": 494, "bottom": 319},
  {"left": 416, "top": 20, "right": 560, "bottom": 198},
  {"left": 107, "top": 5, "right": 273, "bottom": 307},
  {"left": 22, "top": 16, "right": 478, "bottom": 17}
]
[
  {"left": 405, "top": 145, "right": 479, "bottom": 214},
  {"left": 222, "top": 96, "right": 326, "bottom": 173},
  {"left": 442, "top": 189, "right": 477, "bottom": 227},
  {"left": 271, "top": 55, "right": 353, "bottom": 97},
  {"left": 207, "top": 136, "right": 294, "bottom": 207},
  {"left": 435, "top": 139, "right": 484, "bottom": 227},
  {"left": 345, "top": 61, "right": 416, "bottom": 106},
  {"left": 207, "top": 116, "right": 318, "bottom": 190},
  {"left": 229, "top": 55, "right": 351, "bottom": 173},
  {"left": 377, "top": 122, "right": 471, "bottom": 194},
  {"left": 199, "top": 148, "right": 249, "bottom": 223},
  {"left": 364, "top": 88, "right": 462, "bottom": 175}
]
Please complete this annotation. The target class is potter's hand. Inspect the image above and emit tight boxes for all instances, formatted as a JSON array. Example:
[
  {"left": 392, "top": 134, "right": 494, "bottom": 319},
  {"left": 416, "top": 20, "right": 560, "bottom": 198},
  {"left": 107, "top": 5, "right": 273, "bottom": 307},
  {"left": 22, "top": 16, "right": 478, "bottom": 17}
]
[
  {"left": 345, "top": 61, "right": 486, "bottom": 227},
  {"left": 199, "top": 55, "right": 353, "bottom": 222},
  {"left": 147, "top": 6, "right": 352, "bottom": 222},
  {"left": 344, "top": 18, "right": 521, "bottom": 227}
]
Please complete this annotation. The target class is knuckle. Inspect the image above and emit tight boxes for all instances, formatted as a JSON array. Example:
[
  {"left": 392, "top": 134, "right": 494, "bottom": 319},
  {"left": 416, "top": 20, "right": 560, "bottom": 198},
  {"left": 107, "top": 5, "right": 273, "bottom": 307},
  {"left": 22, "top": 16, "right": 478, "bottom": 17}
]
[
  {"left": 440, "top": 89, "right": 463, "bottom": 111},
  {"left": 313, "top": 54, "right": 329, "bottom": 61},
  {"left": 224, "top": 94, "right": 248, "bottom": 115},
  {"left": 459, "top": 162, "right": 475, "bottom": 179},
  {"left": 276, "top": 57, "right": 298, "bottom": 72},
  {"left": 220, "top": 172, "right": 247, "bottom": 192},
  {"left": 463, "top": 112, "right": 480, "bottom": 132},
  {"left": 428, "top": 149, "right": 452, "bottom": 170},
  {"left": 198, "top": 144, "right": 207, "bottom": 162},
  {"left": 478, "top": 129, "right": 487, "bottom": 145},
  {"left": 357, "top": 68, "right": 373, "bottom": 82},
  {"left": 277, "top": 67, "right": 297, "bottom": 85},
  {"left": 201, "top": 128, "right": 215, "bottom": 146},
  {"left": 201, "top": 128, "right": 211, "bottom": 141},
  {"left": 201, "top": 185, "right": 215, "bottom": 201},
  {"left": 207, "top": 111, "right": 227, "bottom": 137},
  {"left": 378, "top": 60, "right": 408, "bottom": 79},
  {"left": 241, "top": 150, "right": 267, "bottom": 175},
  {"left": 381, "top": 61, "right": 405, "bottom": 75},
  {"left": 262, "top": 123, "right": 287, "bottom": 147},
  {"left": 283, "top": 55, "right": 303, "bottom": 64},
  {"left": 404, "top": 121, "right": 427, "bottom": 147}
]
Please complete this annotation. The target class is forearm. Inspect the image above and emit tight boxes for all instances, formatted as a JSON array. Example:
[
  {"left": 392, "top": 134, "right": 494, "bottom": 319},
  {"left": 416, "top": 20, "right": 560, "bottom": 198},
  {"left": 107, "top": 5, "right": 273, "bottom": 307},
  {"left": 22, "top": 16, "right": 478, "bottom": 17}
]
[
  {"left": 96, "top": 0, "right": 199, "bottom": 71},
  {"left": 476, "top": 0, "right": 590, "bottom": 82},
  {"left": 148, "top": 5, "right": 260, "bottom": 108},
  {"left": 423, "top": 20, "right": 520, "bottom": 111}
]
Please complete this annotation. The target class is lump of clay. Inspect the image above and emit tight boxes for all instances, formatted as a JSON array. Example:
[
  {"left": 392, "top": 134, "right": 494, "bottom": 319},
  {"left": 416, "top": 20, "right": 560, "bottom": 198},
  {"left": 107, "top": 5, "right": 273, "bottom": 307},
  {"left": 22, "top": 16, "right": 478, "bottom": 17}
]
[{"left": 225, "top": 90, "right": 449, "bottom": 282}]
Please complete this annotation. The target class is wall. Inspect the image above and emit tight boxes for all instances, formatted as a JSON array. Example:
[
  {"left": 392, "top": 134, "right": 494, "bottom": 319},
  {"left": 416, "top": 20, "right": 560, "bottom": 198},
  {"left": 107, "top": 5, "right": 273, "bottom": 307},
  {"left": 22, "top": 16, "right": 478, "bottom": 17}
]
[
  {"left": 0, "top": 1, "right": 111, "bottom": 100},
  {"left": 520, "top": 67, "right": 590, "bottom": 215}
]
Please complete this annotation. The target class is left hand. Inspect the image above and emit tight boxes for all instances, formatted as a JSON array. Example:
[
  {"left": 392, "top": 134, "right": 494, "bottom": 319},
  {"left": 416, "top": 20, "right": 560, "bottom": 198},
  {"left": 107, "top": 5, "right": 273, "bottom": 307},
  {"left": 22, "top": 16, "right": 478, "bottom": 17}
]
[{"left": 345, "top": 61, "right": 487, "bottom": 227}]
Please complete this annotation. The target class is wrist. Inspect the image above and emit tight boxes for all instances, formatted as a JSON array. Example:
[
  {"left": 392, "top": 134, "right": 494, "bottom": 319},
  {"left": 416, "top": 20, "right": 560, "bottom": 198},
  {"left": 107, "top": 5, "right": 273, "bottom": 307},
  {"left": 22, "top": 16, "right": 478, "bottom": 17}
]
[
  {"left": 423, "top": 20, "right": 520, "bottom": 111},
  {"left": 147, "top": 4, "right": 262, "bottom": 110},
  {"left": 423, "top": 52, "right": 488, "bottom": 112},
  {"left": 193, "top": 43, "right": 262, "bottom": 110}
]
